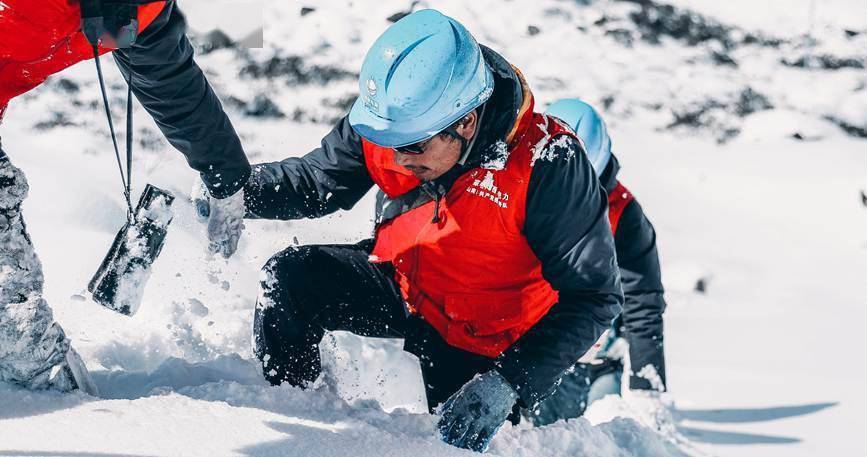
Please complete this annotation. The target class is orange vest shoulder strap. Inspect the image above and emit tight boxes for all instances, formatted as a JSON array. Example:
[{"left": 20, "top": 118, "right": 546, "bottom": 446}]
[{"left": 607, "top": 181, "right": 635, "bottom": 234}]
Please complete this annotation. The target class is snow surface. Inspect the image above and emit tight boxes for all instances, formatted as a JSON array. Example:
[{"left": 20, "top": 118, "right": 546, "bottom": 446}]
[{"left": 1, "top": 0, "right": 865, "bottom": 455}]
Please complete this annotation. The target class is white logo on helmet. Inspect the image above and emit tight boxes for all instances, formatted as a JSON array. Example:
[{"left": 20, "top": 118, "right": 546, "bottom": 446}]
[{"left": 367, "top": 78, "right": 377, "bottom": 97}]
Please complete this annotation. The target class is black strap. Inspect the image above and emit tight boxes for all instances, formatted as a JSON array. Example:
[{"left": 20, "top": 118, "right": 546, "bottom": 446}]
[
  {"left": 92, "top": 45, "right": 135, "bottom": 219},
  {"left": 126, "top": 82, "right": 133, "bottom": 199}
]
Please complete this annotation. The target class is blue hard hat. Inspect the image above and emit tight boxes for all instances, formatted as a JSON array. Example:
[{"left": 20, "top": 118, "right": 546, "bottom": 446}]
[
  {"left": 546, "top": 99, "right": 612, "bottom": 174},
  {"left": 348, "top": 9, "right": 494, "bottom": 148}
]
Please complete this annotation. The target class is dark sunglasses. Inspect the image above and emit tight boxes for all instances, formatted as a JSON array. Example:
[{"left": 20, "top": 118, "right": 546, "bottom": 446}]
[{"left": 395, "top": 124, "right": 464, "bottom": 155}]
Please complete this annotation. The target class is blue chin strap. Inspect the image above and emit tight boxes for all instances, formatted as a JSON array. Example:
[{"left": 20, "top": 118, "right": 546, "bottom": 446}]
[{"left": 545, "top": 99, "right": 613, "bottom": 175}]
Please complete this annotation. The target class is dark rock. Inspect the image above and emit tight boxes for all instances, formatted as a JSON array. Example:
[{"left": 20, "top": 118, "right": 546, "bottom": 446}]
[
  {"left": 387, "top": 11, "right": 411, "bottom": 23},
  {"left": 619, "top": 0, "right": 782, "bottom": 50},
  {"left": 742, "top": 32, "right": 784, "bottom": 48},
  {"left": 790, "top": 132, "right": 822, "bottom": 142},
  {"left": 198, "top": 29, "right": 235, "bottom": 55},
  {"left": 601, "top": 95, "right": 616, "bottom": 110},
  {"left": 225, "top": 94, "right": 285, "bottom": 118},
  {"left": 34, "top": 112, "right": 77, "bottom": 130},
  {"left": 244, "top": 94, "right": 285, "bottom": 118},
  {"left": 694, "top": 278, "right": 707, "bottom": 294},
  {"left": 781, "top": 54, "right": 865, "bottom": 70},
  {"left": 55, "top": 78, "right": 80, "bottom": 94},
  {"left": 710, "top": 50, "right": 737, "bottom": 67},
  {"left": 300, "top": 7, "right": 316, "bottom": 16},
  {"left": 240, "top": 55, "right": 356, "bottom": 85},
  {"left": 666, "top": 87, "right": 772, "bottom": 142},
  {"left": 291, "top": 107, "right": 306, "bottom": 123},
  {"left": 527, "top": 25, "right": 541, "bottom": 36},
  {"left": 223, "top": 95, "right": 247, "bottom": 112},
  {"left": 594, "top": 15, "right": 610, "bottom": 27},
  {"left": 861, "top": 190, "right": 867, "bottom": 207},
  {"left": 623, "top": 0, "right": 737, "bottom": 49},
  {"left": 825, "top": 116, "right": 867, "bottom": 139},
  {"left": 605, "top": 28, "right": 635, "bottom": 47},
  {"left": 734, "top": 87, "right": 773, "bottom": 117},
  {"left": 667, "top": 100, "right": 726, "bottom": 130},
  {"left": 844, "top": 29, "right": 861, "bottom": 39},
  {"left": 718, "top": 127, "right": 741, "bottom": 143}
]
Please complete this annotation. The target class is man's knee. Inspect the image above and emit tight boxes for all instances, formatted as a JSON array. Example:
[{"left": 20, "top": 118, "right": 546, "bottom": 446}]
[
  {"left": 253, "top": 245, "right": 332, "bottom": 361},
  {"left": 254, "top": 246, "right": 335, "bottom": 387},
  {"left": 257, "top": 245, "right": 325, "bottom": 315}
]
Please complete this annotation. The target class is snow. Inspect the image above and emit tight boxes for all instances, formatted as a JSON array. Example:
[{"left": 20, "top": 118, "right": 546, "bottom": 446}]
[
  {"left": 480, "top": 140, "right": 510, "bottom": 171},
  {"left": 1, "top": 0, "right": 866, "bottom": 455},
  {"left": 530, "top": 117, "right": 553, "bottom": 166}
]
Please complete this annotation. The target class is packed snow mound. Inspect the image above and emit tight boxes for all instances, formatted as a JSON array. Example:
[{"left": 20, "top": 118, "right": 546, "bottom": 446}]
[{"left": 0, "top": 354, "right": 682, "bottom": 457}]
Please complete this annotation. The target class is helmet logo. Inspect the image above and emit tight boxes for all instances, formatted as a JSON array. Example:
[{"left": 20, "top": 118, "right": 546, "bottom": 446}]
[{"left": 362, "top": 78, "right": 380, "bottom": 113}]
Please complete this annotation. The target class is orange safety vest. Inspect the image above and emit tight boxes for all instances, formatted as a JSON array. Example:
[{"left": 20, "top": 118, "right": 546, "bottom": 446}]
[
  {"left": 364, "top": 96, "right": 583, "bottom": 358},
  {"left": 0, "top": 0, "right": 166, "bottom": 117}
]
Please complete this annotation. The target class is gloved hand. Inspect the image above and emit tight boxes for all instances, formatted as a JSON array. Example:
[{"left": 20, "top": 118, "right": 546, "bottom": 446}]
[
  {"left": 192, "top": 181, "right": 245, "bottom": 258},
  {"left": 437, "top": 370, "right": 518, "bottom": 453}
]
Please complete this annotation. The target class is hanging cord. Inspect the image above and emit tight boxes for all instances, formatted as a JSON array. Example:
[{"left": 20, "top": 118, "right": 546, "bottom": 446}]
[
  {"left": 125, "top": 80, "right": 133, "bottom": 202},
  {"left": 92, "top": 45, "right": 135, "bottom": 219}
]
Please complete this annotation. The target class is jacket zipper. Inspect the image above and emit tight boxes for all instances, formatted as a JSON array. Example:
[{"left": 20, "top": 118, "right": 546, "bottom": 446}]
[
  {"left": 421, "top": 182, "right": 443, "bottom": 224},
  {"left": 407, "top": 183, "right": 445, "bottom": 310}
]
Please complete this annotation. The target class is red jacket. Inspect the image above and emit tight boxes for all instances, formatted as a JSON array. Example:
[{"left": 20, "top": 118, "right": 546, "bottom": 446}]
[
  {"left": 364, "top": 99, "right": 580, "bottom": 358},
  {"left": 0, "top": 0, "right": 166, "bottom": 117}
]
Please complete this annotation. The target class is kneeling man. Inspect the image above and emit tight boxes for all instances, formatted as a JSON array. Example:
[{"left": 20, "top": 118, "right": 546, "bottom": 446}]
[{"left": 217, "top": 10, "right": 623, "bottom": 452}]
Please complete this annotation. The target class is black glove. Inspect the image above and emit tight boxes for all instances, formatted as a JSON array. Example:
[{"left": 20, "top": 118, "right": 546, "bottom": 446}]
[{"left": 437, "top": 370, "right": 518, "bottom": 453}]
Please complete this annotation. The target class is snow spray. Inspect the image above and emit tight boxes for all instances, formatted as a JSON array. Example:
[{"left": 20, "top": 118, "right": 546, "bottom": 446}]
[{"left": 88, "top": 184, "right": 174, "bottom": 315}]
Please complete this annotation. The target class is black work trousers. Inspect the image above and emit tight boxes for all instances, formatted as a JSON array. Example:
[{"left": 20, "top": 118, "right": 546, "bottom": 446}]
[{"left": 253, "top": 240, "right": 501, "bottom": 412}]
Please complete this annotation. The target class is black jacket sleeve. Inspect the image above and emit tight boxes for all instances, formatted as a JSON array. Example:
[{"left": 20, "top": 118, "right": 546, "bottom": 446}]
[
  {"left": 242, "top": 116, "right": 375, "bottom": 220},
  {"left": 615, "top": 198, "right": 668, "bottom": 390},
  {"left": 112, "top": 1, "right": 250, "bottom": 198},
  {"left": 495, "top": 134, "right": 623, "bottom": 408}
]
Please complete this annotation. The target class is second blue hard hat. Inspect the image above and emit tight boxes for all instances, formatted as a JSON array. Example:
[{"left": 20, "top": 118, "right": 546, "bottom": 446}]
[{"left": 546, "top": 99, "right": 613, "bottom": 174}]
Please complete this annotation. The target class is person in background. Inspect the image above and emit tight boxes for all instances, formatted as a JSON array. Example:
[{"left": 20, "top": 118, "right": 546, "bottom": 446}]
[{"left": 530, "top": 99, "right": 668, "bottom": 425}]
